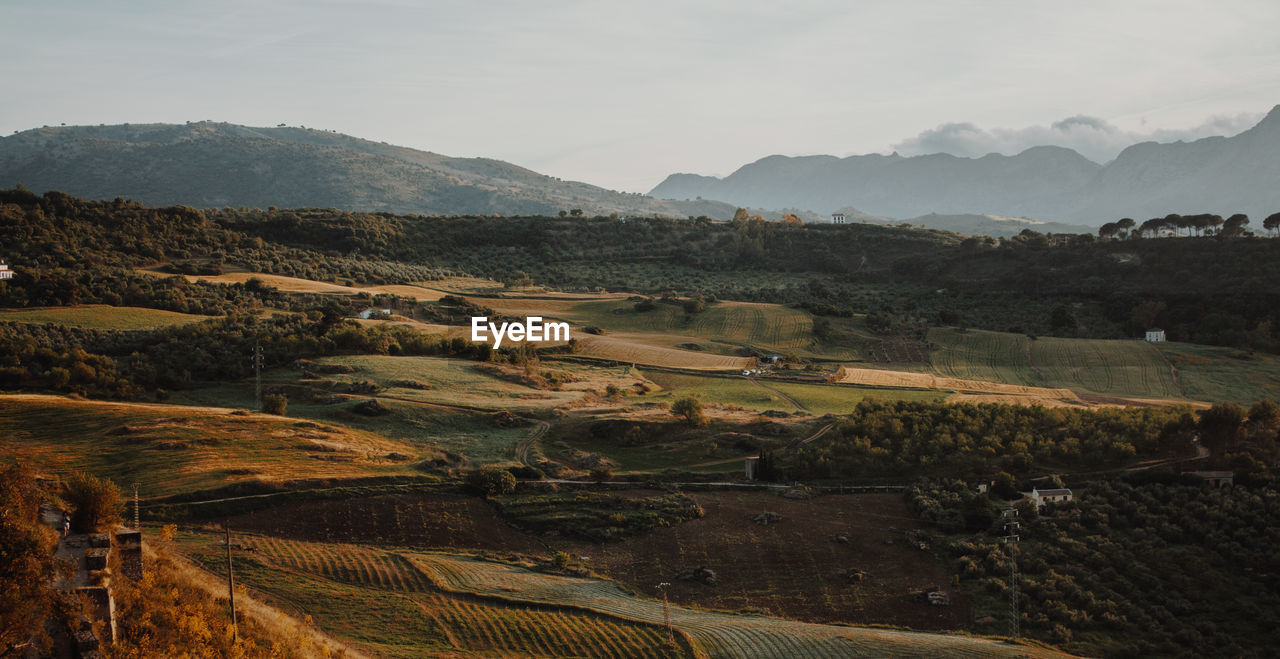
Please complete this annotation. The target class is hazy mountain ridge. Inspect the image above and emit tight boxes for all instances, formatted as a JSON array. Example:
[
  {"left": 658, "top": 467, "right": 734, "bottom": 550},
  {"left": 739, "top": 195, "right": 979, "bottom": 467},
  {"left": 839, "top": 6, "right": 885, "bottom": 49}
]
[
  {"left": 652, "top": 106, "right": 1280, "bottom": 225},
  {"left": 0, "top": 121, "right": 736, "bottom": 218}
]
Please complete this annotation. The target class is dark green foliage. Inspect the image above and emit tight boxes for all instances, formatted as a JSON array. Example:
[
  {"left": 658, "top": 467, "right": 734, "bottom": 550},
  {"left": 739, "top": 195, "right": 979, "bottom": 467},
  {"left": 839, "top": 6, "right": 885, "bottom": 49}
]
[
  {"left": 493, "top": 491, "right": 704, "bottom": 542},
  {"left": 466, "top": 466, "right": 517, "bottom": 497},
  {"left": 928, "top": 479, "right": 1280, "bottom": 657},
  {"left": 792, "top": 400, "right": 1195, "bottom": 479}
]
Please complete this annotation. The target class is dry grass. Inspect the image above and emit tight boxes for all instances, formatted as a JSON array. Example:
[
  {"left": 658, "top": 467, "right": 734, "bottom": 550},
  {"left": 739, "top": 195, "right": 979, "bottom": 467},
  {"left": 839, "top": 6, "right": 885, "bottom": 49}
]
[
  {"left": 0, "top": 394, "right": 426, "bottom": 497},
  {"left": 151, "top": 541, "right": 366, "bottom": 657},
  {"left": 134, "top": 268, "right": 471, "bottom": 301},
  {"left": 834, "top": 366, "right": 1083, "bottom": 402}
]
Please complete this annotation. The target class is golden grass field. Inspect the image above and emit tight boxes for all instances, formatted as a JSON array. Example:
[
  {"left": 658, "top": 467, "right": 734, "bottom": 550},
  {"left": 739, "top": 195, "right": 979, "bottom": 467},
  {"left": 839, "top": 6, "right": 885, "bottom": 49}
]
[
  {"left": 0, "top": 305, "right": 213, "bottom": 330},
  {"left": 572, "top": 336, "right": 753, "bottom": 371},
  {"left": 833, "top": 366, "right": 1085, "bottom": 407},
  {"left": 0, "top": 394, "right": 426, "bottom": 497}
]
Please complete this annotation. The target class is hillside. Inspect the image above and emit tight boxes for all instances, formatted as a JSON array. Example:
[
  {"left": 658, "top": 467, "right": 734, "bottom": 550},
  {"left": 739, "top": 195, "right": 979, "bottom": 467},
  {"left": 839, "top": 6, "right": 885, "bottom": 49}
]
[
  {"left": 0, "top": 121, "right": 736, "bottom": 218},
  {"left": 651, "top": 106, "right": 1280, "bottom": 224}
]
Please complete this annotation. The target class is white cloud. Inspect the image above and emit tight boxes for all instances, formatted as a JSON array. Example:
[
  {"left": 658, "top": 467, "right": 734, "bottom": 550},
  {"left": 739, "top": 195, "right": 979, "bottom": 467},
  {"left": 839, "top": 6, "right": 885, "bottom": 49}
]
[{"left": 891, "top": 112, "right": 1264, "bottom": 163}]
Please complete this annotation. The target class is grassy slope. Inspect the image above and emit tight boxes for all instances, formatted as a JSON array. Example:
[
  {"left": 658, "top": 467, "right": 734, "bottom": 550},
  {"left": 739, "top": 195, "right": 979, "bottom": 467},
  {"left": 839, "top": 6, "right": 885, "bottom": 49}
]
[
  {"left": 643, "top": 371, "right": 944, "bottom": 415},
  {"left": 0, "top": 305, "right": 213, "bottom": 330},
  {"left": 0, "top": 395, "right": 423, "bottom": 497},
  {"left": 928, "top": 328, "right": 1280, "bottom": 403}
]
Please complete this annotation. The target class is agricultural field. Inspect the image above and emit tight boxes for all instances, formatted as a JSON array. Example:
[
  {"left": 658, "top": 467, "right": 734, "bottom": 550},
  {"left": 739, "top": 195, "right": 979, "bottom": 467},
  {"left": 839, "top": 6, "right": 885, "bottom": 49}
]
[
  {"left": 0, "top": 304, "right": 213, "bottom": 330},
  {"left": 170, "top": 382, "right": 532, "bottom": 466},
  {"left": 303, "top": 355, "right": 651, "bottom": 412},
  {"left": 0, "top": 394, "right": 424, "bottom": 497},
  {"left": 928, "top": 328, "right": 1280, "bottom": 404},
  {"left": 642, "top": 370, "right": 944, "bottom": 415},
  {"left": 174, "top": 531, "right": 677, "bottom": 658},
  {"left": 211, "top": 489, "right": 1001, "bottom": 635},
  {"left": 135, "top": 267, "right": 476, "bottom": 301},
  {"left": 1157, "top": 342, "right": 1280, "bottom": 403},
  {"left": 832, "top": 366, "right": 1083, "bottom": 407},
  {"left": 407, "top": 551, "right": 1065, "bottom": 658},
  {"left": 572, "top": 336, "right": 753, "bottom": 371},
  {"left": 525, "top": 298, "right": 867, "bottom": 361}
]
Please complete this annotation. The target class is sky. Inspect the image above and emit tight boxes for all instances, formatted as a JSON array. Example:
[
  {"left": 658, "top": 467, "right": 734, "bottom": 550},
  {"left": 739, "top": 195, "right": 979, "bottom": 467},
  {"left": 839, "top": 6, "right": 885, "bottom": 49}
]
[{"left": 2, "top": 0, "right": 1279, "bottom": 192}]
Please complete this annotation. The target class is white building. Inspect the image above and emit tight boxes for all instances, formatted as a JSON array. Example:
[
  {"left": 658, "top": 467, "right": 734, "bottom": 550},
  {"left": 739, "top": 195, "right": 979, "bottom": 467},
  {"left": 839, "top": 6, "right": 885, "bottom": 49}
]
[
  {"left": 1145, "top": 328, "right": 1166, "bottom": 342},
  {"left": 359, "top": 308, "right": 392, "bottom": 319},
  {"left": 1028, "top": 487, "right": 1073, "bottom": 510},
  {"left": 832, "top": 213, "right": 846, "bottom": 224},
  {"left": 0, "top": 261, "right": 12, "bottom": 280}
]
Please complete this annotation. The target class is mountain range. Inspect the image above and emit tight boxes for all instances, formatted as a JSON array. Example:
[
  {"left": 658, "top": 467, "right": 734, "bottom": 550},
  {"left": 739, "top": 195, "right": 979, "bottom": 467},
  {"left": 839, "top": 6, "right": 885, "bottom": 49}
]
[
  {"left": 0, "top": 121, "right": 734, "bottom": 218},
  {"left": 651, "top": 105, "right": 1280, "bottom": 225}
]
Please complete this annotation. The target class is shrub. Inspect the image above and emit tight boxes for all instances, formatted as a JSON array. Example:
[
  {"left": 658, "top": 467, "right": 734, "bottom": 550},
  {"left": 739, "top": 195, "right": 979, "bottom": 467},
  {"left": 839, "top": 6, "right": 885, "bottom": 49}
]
[
  {"left": 671, "top": 396, "right": 707, "bottom": 426},
  {"left": 64, "top": 472, "right": 121, "bottom": 533},
  {"left": 467, "top": 466, "right": 517, "bottom": 497},
  {"left": 262, "top": 393, "right": 287, "bottom": 415}
]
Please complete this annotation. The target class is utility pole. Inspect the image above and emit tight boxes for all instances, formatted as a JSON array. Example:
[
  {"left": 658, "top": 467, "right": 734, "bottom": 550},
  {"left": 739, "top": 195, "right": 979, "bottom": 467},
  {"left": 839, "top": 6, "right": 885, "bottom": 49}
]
[
  {"left": 225, "top": 523, "right": 238, "bottom": 643},
  {"left": 1003, "top": 507, "right": 1020, "bottom": 639},
  {"left": 657, "top": 582, "right": 674, "bottom": 646},
  {"left": 252, "top": 341, "right": 264, "bottom": 411},
  {"left": 132, "top": 483, "right": 139, "bottom": 530}
]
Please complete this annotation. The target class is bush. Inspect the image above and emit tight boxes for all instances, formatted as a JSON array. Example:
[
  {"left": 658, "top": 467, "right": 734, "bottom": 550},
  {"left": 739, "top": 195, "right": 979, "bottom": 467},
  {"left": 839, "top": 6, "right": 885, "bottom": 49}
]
[
  {"left": 671, "top": 396, "right": 707, "bottom": 426},
  {"left": 467, "top": 466, "right": 517, "bottom": 497},
  {"left": 262, "top": 393, "right": 287, "bottom": 415},
  {"left": 63, "top": 472, "right": 121, "bottom": 533}
]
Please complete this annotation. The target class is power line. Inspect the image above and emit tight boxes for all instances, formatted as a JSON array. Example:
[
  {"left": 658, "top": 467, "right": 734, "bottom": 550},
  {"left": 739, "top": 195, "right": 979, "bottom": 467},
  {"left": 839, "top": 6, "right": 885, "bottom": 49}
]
[
  {"left": 252, "top": 341, "right": 264, "bottom": 411},
  {"left": 1003, "top": 507, "right": 1021, "bottom": 639}
]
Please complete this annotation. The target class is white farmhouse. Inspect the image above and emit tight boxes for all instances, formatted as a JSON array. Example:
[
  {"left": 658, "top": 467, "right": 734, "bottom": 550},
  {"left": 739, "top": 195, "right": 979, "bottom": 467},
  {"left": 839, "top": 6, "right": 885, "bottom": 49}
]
[
  {"left": 0, "top": 261, "right": 12, "bottom": 280},
  {"left": 1145, "top": 328, "right": 1166, "bottom": 342},
  {"left": 831, "top": 213, "right": 846, "bottom": 224},
  {"left": 1028, "top": 487, "right": 1073, "bottom": 510}
]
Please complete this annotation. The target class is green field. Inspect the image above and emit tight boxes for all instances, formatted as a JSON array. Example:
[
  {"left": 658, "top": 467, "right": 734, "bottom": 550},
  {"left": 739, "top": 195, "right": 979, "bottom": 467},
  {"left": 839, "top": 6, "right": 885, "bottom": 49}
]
[
  {"left": 307, "top": 355, "right": 648, "bottom": 413},
  {"left": 0, "top": 395, "right": 422, "bottom": 497},
  {"left": 1158, "top": 343, "right": 1280, "bottom": 403},
  {"left": 171, "top": 381, "right": 531, "bottom": 465},
  {"left": 559, "top": 299, "right": 867, "bottom": 360},
  {"left": 928, "top": 327, "right": 1280, "bottom": 403},
  {"left": 643, "top": 370, "right": 944, "bottom": 415},
  {"left": 0, "top": 305, "right": 213, "bottom": 330}
]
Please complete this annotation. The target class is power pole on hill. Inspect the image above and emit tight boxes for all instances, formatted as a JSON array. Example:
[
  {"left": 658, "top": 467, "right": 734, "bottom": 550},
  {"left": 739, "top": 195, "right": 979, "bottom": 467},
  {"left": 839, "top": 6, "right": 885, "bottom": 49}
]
[
  {"left": 225, "top": 523, "right": 238, "bottom": 643},
  {"left": 252, "top": 341, "right": 264, "bottom": 411},
  {"left": 1003, "top": 507, "right": 1020, "bottom": 639},
  {"left": 657, "top": 582, "right": 674, "bottom": 645},
  {"left": 132, "top": 482, "right": 139, "bottom": 530}
]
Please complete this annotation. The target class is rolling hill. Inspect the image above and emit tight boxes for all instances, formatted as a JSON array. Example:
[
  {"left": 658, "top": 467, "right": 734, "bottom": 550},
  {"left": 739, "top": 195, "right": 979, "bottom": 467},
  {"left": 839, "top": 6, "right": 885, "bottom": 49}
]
[{"left": 0, "top": 121, "right": 737, "bottom": 218}]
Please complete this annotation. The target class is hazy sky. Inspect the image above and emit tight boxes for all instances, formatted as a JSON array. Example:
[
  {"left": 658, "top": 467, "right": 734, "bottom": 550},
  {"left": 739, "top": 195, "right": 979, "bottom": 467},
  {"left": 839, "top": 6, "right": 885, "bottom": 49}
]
[{"left": 3, "top": 0, "right": 1279, "bottom": 192}]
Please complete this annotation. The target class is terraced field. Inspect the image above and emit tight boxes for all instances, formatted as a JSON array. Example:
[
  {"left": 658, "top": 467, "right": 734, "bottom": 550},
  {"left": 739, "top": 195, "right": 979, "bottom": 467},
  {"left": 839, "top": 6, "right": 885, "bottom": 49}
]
[
  {"left": 181, "top": 532, "right": 681, "bottom": 658},
  {"left": 0, "top": 304, "right": 213, "bottom": 330},
  {"left": 832, "top": 367, "right": 1083, "bottom": 406},
  {"left": 408, "top": 552, "right": 1068, "bottom": 658}
]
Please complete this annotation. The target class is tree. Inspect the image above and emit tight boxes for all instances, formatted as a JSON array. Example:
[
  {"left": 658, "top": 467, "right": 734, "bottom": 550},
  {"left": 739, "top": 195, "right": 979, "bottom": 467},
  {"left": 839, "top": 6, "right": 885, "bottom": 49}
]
[
  {"left": 262, "top": 393, "right": 287, "bottom": 415},
  {"left": 1221, "top": 214, "right": 1249, "bottom": 238},
  {"left": 0, "top": 464, "right": 62, "bottom": 655},
  {"left": 1049, "top": 305, "right": 1076, "bottom": 332},
  {"left": 1263, "top": 212, "right": 1280, "bottom": 235},
  {"left": 781, "top": 213, "right": 803, "bottom": 226},
  {"left": 1199, "top": 402, "right": 1246, "bottom": 454},
  {"left": 671, "top": 396, "right": 707, "bottom": 426},
  {"left": 466, "top": 466, "right": 516, "bottom": 497},
  {"left": 63, "top": 471, "right": 121, "bottom": 533}
]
